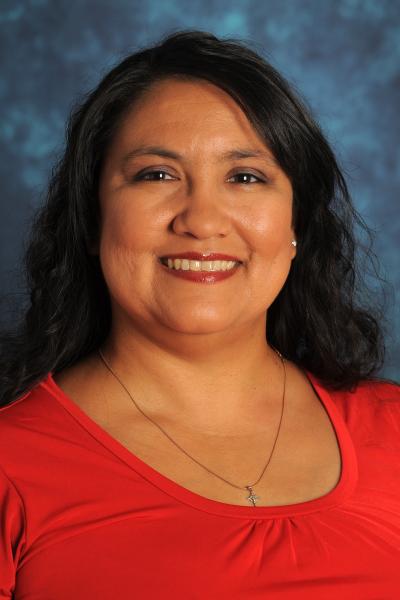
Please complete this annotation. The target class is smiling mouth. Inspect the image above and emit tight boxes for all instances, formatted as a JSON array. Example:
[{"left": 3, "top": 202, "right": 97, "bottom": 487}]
[{"left": 159, "top": 257, "right": 240, "bottom": 272}]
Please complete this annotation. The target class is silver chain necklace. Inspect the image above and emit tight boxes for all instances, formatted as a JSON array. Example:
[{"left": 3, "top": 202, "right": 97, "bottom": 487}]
[{"left": 97, "top": 347, "right": 286, "bottom": 507}]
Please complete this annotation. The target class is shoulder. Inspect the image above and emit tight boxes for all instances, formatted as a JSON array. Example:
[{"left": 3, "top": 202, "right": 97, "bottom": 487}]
[
  {"left": 0, "top": 373, "right": 56, "bottom": 426},
  {"left": 332, "top": 378, "right": 400, "bottom": 412},
  {"left": 320, "top": 377, "right": 400, "bottom": 449},
  {"left": 309, "top": 374, "right": 399, "bottom": 407},
  {"left": 352, "top": 377, "right": 400, "bottom": 399},
  {"left": 0, "top": 373, "right": 66, "bottom": 473}
]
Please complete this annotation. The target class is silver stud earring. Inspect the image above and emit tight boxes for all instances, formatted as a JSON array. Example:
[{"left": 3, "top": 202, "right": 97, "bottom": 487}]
[{"left": 291, "top": 240, "right": 297, "bottom": 247}]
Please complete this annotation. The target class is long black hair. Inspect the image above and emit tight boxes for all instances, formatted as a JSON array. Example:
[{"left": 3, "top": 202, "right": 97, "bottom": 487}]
[{"left": 0, "top": 29, "right": 387, "bottom": 406}]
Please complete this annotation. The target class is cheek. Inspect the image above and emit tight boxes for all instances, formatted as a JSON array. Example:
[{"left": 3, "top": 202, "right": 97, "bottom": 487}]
[
  {"left": 99, "top": 195, "right": 158, "bottom": 256},
  {"left": 98, "top": 237, "right": 158, "bottom": 323},
  {"left": 244, "top": 204, "right": 294, "bottom": 304},
  {"left": 248, "top": 202, "right": 294, "bottom": 255},
  {"left": 97, "top": 203, "right": 157, "bottom": 298}
]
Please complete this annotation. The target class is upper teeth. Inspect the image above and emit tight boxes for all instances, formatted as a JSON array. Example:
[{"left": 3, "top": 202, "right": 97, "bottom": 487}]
[{"left": 163, "top": 258, "right": 238, "bottom": 271}]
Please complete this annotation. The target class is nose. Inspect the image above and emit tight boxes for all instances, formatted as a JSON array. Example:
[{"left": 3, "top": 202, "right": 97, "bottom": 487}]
[{"left": 171, "top": 181, "right": 232, "bottom": 239}]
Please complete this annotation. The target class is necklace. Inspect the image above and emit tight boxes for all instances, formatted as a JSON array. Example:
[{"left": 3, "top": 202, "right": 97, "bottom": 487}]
[{"left": 97, "top": 347, "right": 286, "bottom": 507}]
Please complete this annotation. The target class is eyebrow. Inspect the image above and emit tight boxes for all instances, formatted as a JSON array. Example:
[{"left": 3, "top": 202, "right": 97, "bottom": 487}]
[{"left": 121, "top": 145, "right": 278, "bottom": 166}]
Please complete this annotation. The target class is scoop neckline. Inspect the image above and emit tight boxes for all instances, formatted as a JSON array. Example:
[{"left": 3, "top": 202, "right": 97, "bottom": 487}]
[{"left": 42, "top": 370, "right": 358, "bottom": 519}]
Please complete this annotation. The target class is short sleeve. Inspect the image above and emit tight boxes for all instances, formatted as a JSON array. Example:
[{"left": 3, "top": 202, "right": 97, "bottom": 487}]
[{"left": 0, "top": 467, "right": 26, "bottom": 598}]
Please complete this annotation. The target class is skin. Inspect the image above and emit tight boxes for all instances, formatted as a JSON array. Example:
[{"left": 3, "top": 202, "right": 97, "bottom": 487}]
[
  {"left": 75, "top": 78, "right": 300, "bottom": 435},
  {"left": 53, "top": 78, "right": 343, "bottom": 505}
]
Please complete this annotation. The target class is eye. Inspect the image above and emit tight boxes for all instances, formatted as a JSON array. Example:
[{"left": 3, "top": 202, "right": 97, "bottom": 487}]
[
  {"left": 132, "top": 169, "right": 267, "bottom": 184},
  {"left": 228, "top": 172, "right": 265, "bottom": 184},
  {"left": 134, "top": 169, "right": 176, "bottom": 181}
]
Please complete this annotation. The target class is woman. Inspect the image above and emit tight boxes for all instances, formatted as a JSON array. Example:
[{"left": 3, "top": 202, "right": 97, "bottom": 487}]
[{"left": 0, "top": 30, "right": 399, "bottom": 599}]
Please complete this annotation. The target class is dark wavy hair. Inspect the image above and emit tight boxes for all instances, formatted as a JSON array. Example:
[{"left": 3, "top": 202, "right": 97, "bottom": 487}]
[{"left": 0, "top": 29, "right": 387, "bottom": 406}]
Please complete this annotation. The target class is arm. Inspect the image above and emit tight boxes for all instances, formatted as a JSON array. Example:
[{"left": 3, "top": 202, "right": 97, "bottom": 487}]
[{"left": 0, "top": 466, "right": 26, "bottom": 598}]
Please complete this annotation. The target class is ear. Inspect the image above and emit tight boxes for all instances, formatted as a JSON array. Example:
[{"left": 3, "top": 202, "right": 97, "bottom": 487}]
[{"left": 290, "top": 239, "right": 297, "bottom": 260}]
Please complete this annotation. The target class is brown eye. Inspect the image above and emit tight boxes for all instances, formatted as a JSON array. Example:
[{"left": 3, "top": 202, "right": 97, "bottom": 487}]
[
  {"left": 134, "top": 169, "right": 175, "bottom": 181},
  {"left": 228, "top": 172, "right": 265, "bottom": 184}
]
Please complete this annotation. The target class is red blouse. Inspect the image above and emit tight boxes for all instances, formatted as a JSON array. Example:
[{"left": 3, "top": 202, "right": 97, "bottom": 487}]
[{"left": 0, "top": 371, "right": 399, "bottom": 599}]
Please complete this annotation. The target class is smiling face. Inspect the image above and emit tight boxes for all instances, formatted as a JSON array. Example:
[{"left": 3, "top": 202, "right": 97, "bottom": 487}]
[{"left": 96, "top": 78, "right": 296, "bottom": 340}]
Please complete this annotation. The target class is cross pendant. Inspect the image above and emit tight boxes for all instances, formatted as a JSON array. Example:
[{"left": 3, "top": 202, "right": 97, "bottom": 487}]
[{"left": 245, "top": 486, "right": 260, "bottom": 506}]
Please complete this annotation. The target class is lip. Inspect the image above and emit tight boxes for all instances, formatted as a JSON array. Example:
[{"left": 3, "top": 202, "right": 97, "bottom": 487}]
[
  {"left": 159, "top": 260, "right": 241, "bottom": 283},
  {"left": 159, "top": 252, "right": 243, "bottom": 262}
]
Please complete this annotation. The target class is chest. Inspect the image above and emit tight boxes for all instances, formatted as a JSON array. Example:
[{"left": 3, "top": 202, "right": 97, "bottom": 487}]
[{"left": 98, "top": 392, "right": 342, "bottom": 507}]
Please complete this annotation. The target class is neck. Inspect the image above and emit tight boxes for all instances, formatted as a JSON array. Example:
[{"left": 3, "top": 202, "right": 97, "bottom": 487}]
[{"left": 98, "top": 318, "right": 285, "bottom": 434}]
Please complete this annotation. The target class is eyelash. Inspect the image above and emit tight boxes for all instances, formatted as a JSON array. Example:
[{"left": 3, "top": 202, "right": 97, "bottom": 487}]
[{"left": 133, "top": 169, "right": 266, "bottom": 184}]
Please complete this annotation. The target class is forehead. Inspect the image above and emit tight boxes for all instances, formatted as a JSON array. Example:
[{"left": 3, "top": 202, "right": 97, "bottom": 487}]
[
  {"left": 133, "top": 78, "right": 244, "bottom": 115},
  {"left": 112, "top": 78, "right": 271, "bottom": 157}
]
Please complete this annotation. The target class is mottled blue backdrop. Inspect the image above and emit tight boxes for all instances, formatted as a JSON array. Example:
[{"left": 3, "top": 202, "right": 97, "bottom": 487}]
[{"left": 0, "top": 0, "right": 399, "bottom": 379}]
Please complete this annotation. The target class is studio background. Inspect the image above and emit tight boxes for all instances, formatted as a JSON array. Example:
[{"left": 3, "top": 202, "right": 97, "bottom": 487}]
[{"left": 0, "top": 0, "right": 398, "bottom": 380}]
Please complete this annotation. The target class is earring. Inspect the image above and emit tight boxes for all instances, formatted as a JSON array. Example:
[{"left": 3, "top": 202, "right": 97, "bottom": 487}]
[{"left": 291, "top": 240, "right": 297, "bottom": 247}]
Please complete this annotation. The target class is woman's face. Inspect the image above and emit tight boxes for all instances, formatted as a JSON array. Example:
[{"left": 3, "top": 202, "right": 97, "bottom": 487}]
[{"left": 97, "top": 78, "right": 296, "bottom": 338}]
